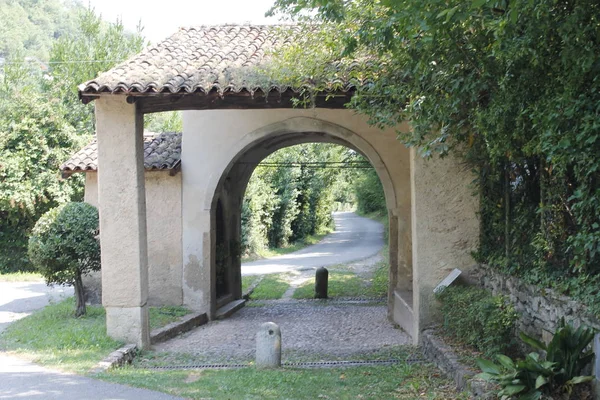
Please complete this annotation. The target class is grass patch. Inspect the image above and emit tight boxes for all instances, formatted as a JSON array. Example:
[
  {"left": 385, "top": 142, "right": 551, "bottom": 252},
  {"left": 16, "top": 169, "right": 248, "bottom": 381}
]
[
  {"left": 367, "top": 257, "right": 389, "bottom": 298},
  {"left": 0, "top": 271, "right": 43, "bottom": 282},
  {"left": 242, "top": 232, "right": 330, "bottom": 262},
  {"left": 249, "top": 274, "right": 290, "bottom": 300},
  {"left": 241, "top": 275, "right": 261, "bottom": 295},
  {"left": 0, "top": 298, "right": 192, "bottom": 373},
  {"left": 148, "top": 306, "right": 190, "bottom": 330},
  {"left": 0, "top": 297, "right": 122, "bottom": 373},
  {"left": 293, "top": 271, "right": 364, "bottom": 299},
  {"left": 99, "top": 362, "right": 466, "bottom": 399}
]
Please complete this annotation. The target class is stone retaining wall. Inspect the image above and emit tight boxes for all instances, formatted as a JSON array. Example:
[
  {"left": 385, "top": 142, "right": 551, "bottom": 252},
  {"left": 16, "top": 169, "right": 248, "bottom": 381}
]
[
  {"left": 470, "top": 265, "right": 600, "bottom": 338},
  {"left": 469, "top": 264, "right": 600, "bottom": 397}
]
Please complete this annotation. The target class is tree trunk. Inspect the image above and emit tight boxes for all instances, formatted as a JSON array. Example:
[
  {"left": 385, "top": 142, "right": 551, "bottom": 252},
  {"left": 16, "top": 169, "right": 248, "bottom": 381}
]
[{"left": 74, "top": 272, "right": 86, "bottom": 317}]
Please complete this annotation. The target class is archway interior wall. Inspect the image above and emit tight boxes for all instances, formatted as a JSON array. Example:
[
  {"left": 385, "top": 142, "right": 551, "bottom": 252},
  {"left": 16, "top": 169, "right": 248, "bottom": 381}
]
[{"left": 181, "top": 109, "right": 413, "bottom": 330}]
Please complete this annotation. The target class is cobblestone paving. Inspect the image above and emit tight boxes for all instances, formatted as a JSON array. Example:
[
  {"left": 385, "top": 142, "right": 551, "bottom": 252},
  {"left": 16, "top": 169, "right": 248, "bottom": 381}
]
[{"left": 153, "top": 301, "right": 411, "bottom": 363}]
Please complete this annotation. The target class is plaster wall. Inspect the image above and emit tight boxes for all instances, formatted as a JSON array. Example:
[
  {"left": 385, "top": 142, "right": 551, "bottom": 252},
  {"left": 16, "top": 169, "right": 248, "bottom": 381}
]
[
  {"left": 83, "top": 171, "right": 183, "bottom": 306},
  {"left": 410, "top": 149, "right": 480, "bottom": 336},
  {"left": 181, "top": 109, "right": 414, "bottom": 321}
]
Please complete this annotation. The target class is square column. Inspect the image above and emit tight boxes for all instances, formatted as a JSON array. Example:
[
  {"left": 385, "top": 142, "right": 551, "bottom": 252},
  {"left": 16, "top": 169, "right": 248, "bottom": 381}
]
[{"left": 95, "top": 96, "right": 150, "bottom": 348}]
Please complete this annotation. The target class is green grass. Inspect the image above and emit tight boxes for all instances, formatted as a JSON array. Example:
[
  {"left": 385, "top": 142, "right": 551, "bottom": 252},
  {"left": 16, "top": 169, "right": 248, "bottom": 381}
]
[
  {"left": 148, "top": 306, "right": 190, "bottom": 330},
  {"left": 0, "top": 271, "right": 43, "bottom": 281},
  {"left": 0, "top": 298, "right": 191, "bottom": 373},
  {"left": 242, "top": 232, "right": 330, "bottom": 262},
  {"left": 0, "top": 297, "right": 122, "bottom": 373},
  {"left": 99, "top": 363, "right": 466, "bottom": 399},
  {"left": 241, "top": 275, "right": 262, "bottom": 295},
  {"left": 249, "top": 274, "right": 290, "bottom": 300}
]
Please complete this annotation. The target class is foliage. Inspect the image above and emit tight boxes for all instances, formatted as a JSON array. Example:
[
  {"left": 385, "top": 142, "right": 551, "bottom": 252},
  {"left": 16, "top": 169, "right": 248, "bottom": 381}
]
[
  {"left": 28, "top": 202, "right": 100, "bottom": 316},
  {"left": 477, "top": 320, "right": 596, "bottom": 399},
  {"left": 0, "top": 7, "right": 144, "bottom": 272},
  {"left": 0, "top": 86, "right": 85, "bottom": 272},
  {"left": 354, "top": 167, "right": 386, "bottom": 215},
  {"left": 242, "top": 143, "right": 358, "bottom": 256},
  {"left": 436, "top": 285, "right": 518, "bottom": 357},
  {"left": 144, "top": 111, "right": 183, "bottom": 133},
  {"left": 519, "top": 319, "right": 596, "bottom": 388},
  {"left": 0, "top": 0, "right": 83, "bottom": 60},
  {"left": 269, "top": 0, "right": 600, "bottom": 312},
  {"left": 44, "top": 7, "right": 145, "bottom": 133}
]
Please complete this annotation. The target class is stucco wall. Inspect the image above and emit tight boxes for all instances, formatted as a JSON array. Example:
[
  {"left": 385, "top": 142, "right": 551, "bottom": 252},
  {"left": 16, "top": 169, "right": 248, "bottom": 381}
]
[
  {"left": 84, "top": 170, "right": 183, "bottom": 306},
  {"left": 411, "top": 150, "right": 480, "bottom": 334},
  {"left": 182, "top": 109, "right": 479, "bottom": 343},
  {"left": 181, "top": 110, "right": 413, "bottom": 317}
]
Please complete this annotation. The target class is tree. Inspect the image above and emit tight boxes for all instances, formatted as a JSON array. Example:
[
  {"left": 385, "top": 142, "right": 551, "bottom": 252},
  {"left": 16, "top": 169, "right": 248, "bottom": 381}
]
[
  {"left": 28, "top": 202, "right": 100, "bottom": 317},
  {"left": 0, "top": 82, "right": 85, "bottom": 272},
  {"left": 44, "top": 7, "right": 145, "bottom": 133},
  {"left": 0, "top": 6, "right": 145, "bottom": 272}
]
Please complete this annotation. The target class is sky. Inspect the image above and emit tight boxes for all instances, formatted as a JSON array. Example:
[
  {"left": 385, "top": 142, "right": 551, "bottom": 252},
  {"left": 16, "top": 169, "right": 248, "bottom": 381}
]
[{"left": 87, "top": 0, "right": 282, "bottom": 44}]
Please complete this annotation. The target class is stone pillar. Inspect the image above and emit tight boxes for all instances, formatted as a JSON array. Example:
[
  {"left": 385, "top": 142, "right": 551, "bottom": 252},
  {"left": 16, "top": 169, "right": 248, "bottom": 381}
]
[
  {"left": 256, "top": 322, "right": 282, "bottom": 368},
  {"left": 410, "top": 149, "right": 479, "bottom": 345},
  {"left": 96, "top": 96, "right": 150, "bottom": 348}
]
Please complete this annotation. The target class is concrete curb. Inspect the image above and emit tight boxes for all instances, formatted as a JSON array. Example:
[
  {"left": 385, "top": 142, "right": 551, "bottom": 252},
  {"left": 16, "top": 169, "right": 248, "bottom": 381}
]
[
  {"left": 150, "top": 312, "right": 208, "bottom": 345},
  {"left": 91, "top": 312, "right": 208, "bottom": 374},
  {"left": 420, "top": 329, "right": 496, "bottom": 399},
  {"left": 90, "top": 343, "right": 137, "bottom": 374}
]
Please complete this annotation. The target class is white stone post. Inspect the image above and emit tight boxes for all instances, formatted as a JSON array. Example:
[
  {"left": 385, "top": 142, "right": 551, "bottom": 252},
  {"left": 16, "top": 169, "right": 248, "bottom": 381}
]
[
  {"left": 256, "top": 322, "right": 282, "bottom": 368},
  {"left": 96, "top": 96, "right": 150, "bottom": 348}
]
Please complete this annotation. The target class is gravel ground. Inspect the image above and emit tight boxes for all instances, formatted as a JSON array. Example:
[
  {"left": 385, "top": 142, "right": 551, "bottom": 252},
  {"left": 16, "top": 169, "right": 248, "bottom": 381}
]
[{"left": 153, "top": 301, "right": 411, "bottom": 362}]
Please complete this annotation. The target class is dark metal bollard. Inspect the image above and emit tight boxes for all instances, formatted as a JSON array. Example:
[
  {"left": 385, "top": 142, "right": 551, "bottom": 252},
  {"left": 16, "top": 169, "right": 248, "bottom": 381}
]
[{"left": 315, "top": 267, "right": 329, "bottom": 299}]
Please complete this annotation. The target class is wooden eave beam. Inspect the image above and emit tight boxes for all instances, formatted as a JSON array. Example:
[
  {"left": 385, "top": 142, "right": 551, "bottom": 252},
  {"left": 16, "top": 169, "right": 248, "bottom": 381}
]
[{"left": 79, "top": 88, "right": 355, "bottom": 114}]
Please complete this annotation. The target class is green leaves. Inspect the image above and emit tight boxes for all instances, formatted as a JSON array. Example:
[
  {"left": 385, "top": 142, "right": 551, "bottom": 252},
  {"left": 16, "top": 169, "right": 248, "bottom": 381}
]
[{"left": 478, "top": 320, "right": 597, "bottom": 398}]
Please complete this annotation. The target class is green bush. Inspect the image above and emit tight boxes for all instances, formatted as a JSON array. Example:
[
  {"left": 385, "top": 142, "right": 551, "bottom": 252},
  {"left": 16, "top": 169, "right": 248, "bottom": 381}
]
[
  {"left": 436, "top": 285, "right": 518, "bottom": 357},
  {"left": 28, "top": 202, "right": 100, "bottom": 316},
  {"left": 477, "top": 319, "right": 596, "bottom": 399}
]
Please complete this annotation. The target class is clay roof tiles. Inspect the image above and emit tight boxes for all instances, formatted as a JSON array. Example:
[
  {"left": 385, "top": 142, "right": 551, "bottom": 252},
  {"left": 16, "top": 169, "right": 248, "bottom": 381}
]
[
  {"left": 78, "top": 25, "right": 360, "bottom": 96},
  {"left": 60, "top": 132, "right": 181, "bottom": 175}
]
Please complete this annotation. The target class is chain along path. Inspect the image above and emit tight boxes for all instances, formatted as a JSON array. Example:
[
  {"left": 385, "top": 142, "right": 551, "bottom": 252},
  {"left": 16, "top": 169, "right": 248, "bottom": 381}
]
[
  {"left": 0, "top": 281, "right": 183, "bottom": 400},
  {"left": 155, "top": 212, "right": 411, "bottom": 363}
]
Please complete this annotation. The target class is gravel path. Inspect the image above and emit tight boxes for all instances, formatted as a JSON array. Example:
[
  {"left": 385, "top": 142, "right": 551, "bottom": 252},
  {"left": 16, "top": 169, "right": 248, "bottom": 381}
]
[{"left": 154, "top": 302, "right": 410, "bottom": 362}]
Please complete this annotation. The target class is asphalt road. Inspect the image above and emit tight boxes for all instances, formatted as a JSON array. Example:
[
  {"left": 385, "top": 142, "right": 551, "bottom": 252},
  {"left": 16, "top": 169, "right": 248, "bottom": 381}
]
[
  {"left": 0, "top": 283, "right": 182, "bottom": 400},
  {"left": 242, "top": 211, "right": 384, "bottom": 275}
]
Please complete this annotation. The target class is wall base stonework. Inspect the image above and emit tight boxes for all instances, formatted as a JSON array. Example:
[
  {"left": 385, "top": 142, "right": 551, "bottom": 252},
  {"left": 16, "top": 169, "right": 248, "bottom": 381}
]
[{"left": 470, "top": 264, "right": 600, "bottom": 397}]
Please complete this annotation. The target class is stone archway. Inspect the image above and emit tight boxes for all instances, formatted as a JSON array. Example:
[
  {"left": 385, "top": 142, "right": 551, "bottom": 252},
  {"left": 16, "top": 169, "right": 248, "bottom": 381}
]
[{"left": 181, "top": 112, "right": 415, "bottom": 338}]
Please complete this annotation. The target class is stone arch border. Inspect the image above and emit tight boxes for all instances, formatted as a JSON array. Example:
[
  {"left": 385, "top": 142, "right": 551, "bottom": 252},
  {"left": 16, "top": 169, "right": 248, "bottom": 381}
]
[{"left": 183, "top": 115, "right": 410, "bottom": 335}]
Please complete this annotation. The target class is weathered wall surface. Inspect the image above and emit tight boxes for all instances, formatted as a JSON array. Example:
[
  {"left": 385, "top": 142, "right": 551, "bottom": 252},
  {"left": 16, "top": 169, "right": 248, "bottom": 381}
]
[
  {"left": 183, "top": 109, "right": 479, "bottom": 343},
  {"left": 84, "top": 170, "right": 183, "bottom": 306},
  {"left": 473, "top": 264, "right": 600, "bottom": 338},
  {"left": 472, "top": 265, "right": 600, "bottom": 392},
  {"left": 411, "top": 150, "right": 480, "bottom": 335},
  {"left": 182, "top": 109, "right": 413, "bottom": 321}
]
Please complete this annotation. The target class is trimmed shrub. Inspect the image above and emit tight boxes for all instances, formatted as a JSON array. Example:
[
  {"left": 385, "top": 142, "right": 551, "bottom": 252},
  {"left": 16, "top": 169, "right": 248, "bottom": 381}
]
[
  {"left": 28, "top": 202, "right": 100, "bottom": 316},
  {"left": 436, "top": 285, "right": 518, "bottom": 357}
]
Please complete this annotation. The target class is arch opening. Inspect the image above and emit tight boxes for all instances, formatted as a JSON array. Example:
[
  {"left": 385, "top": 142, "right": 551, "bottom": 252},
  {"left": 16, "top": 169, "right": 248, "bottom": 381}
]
[{"left": 203, "top": 119, "right": 412, "bottom": 329}]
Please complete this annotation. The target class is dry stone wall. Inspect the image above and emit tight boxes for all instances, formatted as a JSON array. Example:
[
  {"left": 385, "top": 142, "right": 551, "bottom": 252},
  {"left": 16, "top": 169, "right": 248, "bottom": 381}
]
[
  {"left": 470, "top": 264, "right": 600, "bottom": 397},
  {"left": 470, "top": 265, "right": 600, "bottom": 337}
]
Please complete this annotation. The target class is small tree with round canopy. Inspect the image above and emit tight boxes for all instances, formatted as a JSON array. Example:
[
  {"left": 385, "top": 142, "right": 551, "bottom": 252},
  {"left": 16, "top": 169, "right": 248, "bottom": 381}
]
[{"left": 28, "top": 202, "right": 100, "bottom": 317}]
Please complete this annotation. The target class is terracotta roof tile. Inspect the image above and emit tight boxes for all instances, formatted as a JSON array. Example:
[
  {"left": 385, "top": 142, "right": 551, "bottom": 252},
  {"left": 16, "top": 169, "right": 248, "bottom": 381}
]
[
  {"left": 61, "top": 132, "right": 181, "bottom": 175},
  {"left": 78, "top": 25, "right": 361, "bottom": 97}
]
